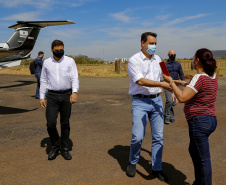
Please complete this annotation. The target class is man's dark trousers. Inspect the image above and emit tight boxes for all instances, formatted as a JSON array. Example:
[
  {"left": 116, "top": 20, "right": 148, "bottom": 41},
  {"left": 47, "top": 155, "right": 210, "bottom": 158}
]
[
  {"left": 46, "top": 90, "right": 72, "bottom": 149},
  {"left": 164, "top": 89, "right": 175, "bottom": 120},
  {"left": 35, "top": 72, "right": 41, "bottom": 98}
]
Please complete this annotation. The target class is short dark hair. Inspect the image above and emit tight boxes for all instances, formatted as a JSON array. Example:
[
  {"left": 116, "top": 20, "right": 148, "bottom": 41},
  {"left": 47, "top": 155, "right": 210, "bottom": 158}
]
[
  {"left": 38, "top": 51, "right": 44, "bottom": 56},
  {"left": 51, "top": 40, "right": 64, "bottom": 49},
  {"left": 141, "top": 32, "right": 157, "bottom": 42},
  {"left": 195, "top": 48, "right": 217, "bottom": 76}
]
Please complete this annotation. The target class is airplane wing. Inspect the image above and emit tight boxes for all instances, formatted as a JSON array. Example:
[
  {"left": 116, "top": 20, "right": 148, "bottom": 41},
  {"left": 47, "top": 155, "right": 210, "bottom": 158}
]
[
  {"left": 8, "top": 20, "right": 75, "bottom": 29},
  {"left": 0, "top": 60, "right": 21, "bottom": 69}
]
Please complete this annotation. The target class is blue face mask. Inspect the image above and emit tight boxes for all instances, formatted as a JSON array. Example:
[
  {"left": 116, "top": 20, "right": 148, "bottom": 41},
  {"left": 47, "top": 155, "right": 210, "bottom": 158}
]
[{"left": 146, "top": 45, "right": 156, "bottom": 55}]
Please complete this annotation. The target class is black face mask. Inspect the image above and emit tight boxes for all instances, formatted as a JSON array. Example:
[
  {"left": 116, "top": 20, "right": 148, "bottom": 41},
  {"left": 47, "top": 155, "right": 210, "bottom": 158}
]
[
  {"left": 53, "top": 50, "right": 64, "bottom": 59},
  {"left": 169, "top": 54, "right": 176, "bottom": 61}
]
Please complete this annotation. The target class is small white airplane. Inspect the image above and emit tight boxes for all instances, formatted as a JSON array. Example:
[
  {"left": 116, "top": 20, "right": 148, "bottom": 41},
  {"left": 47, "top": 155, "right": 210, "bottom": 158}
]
[{"left": 0, "top": 20, "right": 75, "bottom": 69}]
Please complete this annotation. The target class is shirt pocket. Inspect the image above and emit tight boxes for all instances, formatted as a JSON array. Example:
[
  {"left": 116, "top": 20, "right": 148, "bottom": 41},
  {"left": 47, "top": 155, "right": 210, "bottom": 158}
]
[
  {"left": 62, "top": 67, "right": 70, "bottom": 77},
  {"left": 196, "top": 115, "right": 211, "bottom": 129}
]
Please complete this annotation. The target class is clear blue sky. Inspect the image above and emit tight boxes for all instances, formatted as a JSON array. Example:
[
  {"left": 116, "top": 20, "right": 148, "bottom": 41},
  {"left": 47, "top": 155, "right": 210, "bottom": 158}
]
[{"left": 0, "top": 0, "right": 226, "bottom": 61}]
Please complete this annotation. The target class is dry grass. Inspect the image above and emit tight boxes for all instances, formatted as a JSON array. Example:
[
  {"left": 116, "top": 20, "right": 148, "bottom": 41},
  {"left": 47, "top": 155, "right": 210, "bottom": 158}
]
[
  {"left": 0, "top": 59, "right": 226, "bottom": 78},
  {"left": 0, "top": 64, "right": 129, "bottom": 77},
  {"left": 77, "top": 64, "right": 129, "bottom": 77},
  {"left": 0, "top": 66, "right": 31, "bottom": 75},
  {"left": 178, "top": 59, "right": 226, "bottom": 78}
]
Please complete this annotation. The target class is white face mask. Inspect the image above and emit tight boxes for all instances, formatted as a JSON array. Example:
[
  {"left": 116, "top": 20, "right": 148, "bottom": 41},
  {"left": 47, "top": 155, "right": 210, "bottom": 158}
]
[{"left": 146, "top": 44, "right": 156, "bottom": 55}]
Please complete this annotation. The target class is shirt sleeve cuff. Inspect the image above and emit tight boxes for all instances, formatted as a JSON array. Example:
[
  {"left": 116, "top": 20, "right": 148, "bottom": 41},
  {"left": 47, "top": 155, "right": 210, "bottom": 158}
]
[
  {"left": 72, "top": 88, "right": 78, "bottom": 93},
  {"left": 132, "top": 73, "right": 144, "bottom": 83},
  {"left": 40, "top": 94, "right": 45, "bottom": 99},
  {"left": 187, "top": 85, "right": 198, "bottom": 93}
]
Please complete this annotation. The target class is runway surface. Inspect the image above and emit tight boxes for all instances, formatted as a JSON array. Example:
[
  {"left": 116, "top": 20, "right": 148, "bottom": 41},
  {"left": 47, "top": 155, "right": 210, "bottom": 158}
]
[{"left": 0, "top": 74, "right": 225, "bottom": 185}]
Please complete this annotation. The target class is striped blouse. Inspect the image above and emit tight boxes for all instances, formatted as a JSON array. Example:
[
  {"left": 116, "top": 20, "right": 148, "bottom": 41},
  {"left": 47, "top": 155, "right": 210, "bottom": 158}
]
[{"left": 184, "top": 73, "right": 218, "bottom": 120}]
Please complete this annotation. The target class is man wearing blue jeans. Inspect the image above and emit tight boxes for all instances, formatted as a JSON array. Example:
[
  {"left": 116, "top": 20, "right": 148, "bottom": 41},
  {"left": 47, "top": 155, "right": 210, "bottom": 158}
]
[{"left": 127, "top": 32, "right": 172, "bottom": 182}]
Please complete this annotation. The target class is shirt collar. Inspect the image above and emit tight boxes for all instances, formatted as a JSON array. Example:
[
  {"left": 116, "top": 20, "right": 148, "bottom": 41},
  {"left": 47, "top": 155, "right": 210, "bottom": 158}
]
[
  {"left": 139, "top": 50, "right": 156, "bottom": 61},
  {"left": 201, "top": 73, "right": 217, "bottom": 79},
  {"left": 167, "top": 59, "right": 175, "bottom": 64},
  {"left": 51, "top": 55, "right": 64, "bottom": 63}
]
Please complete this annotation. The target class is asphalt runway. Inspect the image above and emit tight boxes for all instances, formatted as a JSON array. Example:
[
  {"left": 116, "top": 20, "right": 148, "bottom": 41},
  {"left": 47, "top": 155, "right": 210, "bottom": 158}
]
[{"left": 0, "top": 74, "right": 226, "bottom": 185}]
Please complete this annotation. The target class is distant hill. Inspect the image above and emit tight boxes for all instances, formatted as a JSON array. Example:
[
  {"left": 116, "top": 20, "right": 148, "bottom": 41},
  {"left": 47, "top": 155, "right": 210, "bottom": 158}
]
[{"left": 211, "top": 50, "right": 226, "bottom": 59}]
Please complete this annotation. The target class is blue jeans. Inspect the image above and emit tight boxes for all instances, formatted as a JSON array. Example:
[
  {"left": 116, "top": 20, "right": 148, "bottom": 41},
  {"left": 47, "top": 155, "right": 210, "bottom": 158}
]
[
  {"left": 188, "top": 115, "right": 217, "bottom": 185},
  {"left": 35, "top": 72, "right": 41, "bottom": 98},
  {"left": 129, "top": 95, "right": 164, "bottom": 171}
]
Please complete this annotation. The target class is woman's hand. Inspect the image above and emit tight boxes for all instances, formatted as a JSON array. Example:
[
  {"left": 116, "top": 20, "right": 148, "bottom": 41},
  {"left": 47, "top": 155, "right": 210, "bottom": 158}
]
[
  {"left": 162, "top": 74, "right": 173, "bottom": 83},
  {"left": 174, "top": 80, "right": 188, "bottom": 87}
]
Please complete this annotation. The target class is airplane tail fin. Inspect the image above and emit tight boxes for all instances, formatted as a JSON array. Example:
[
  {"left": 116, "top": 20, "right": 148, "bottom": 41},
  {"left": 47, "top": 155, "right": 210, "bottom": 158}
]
[
  {"left": 0, "top": 20, "right": 75, "bottom": 63},
  {"left": 7, "top": 20, "right": 75, "bottom": 51}
]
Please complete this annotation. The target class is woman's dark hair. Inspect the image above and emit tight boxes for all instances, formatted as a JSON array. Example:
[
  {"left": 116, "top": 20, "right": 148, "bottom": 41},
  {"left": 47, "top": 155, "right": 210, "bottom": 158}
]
[
  {"left": 141, "top": 32, "right": 157, "bottom": 42},
  {"left": 51, "top": 40, "right": 64, "bottom": 49},
  {"left": 195, "top": 48, "right": 217, "bottom": 76}
]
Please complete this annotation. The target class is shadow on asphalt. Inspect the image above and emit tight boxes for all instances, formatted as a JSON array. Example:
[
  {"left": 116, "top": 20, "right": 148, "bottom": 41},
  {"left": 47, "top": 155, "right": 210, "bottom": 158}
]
[
  {"left": 0, "top": 106, "right": 38, "bottom": 114},
  {"left": 108, "top": 145, "right": 189, "bottom": 185},
  {"left": 0, "top": 80, "right": 36, "bottom": 89},
  {"left": 40, "top": 137, "right": 73, "bottom": 154}
]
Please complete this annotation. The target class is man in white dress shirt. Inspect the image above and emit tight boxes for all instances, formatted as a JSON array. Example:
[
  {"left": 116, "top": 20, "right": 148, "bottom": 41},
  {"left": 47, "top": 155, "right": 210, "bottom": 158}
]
[
  {"left": 40, "top": 40, "right": 79, "bottom": 160},
  {"left": 126, "top": 32, "right": 171, "bottom": 182}
]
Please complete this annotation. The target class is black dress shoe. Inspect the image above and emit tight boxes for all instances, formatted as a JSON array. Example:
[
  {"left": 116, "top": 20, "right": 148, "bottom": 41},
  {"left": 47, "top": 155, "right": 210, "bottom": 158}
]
[
  {"left": 126, "top": 163, "right": 136, "bottom": 177},
  {"left": 48, "top": 147, "right": 60, "bottom": 160},
  {"left": 152, "top": 170, "right": 169, "bottom": 182},
  {"left": 61, "top": 148, "right": 72, "bottom": 160}
]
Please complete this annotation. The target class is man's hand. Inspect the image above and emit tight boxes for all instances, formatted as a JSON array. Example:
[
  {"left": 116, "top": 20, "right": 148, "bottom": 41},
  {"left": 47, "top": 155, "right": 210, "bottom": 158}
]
[
  {"left": 161, "top": 81, "right": 172, "bottom": 92},
  {"left": 172, "top": 93, "right": 178, "bottom": 105},
  {"left": 40, "top": 99, "right": 46, "bottom": 108},
  {"left": 70, "top": 92, "right": 78, "bottom": 104}
]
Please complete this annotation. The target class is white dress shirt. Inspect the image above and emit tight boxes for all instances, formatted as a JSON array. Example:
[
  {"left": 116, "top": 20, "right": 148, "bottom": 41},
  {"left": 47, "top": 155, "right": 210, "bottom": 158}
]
[
  {"left": 40, "top": 55, "right": 79, "bottom": 99},
  {"left": 128, "top": 51, "right": 163, "bottom": 95}
]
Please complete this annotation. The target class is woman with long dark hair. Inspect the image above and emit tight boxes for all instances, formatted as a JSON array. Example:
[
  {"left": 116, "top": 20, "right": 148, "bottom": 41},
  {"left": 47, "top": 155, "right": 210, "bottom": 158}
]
[{"left": 163, "top": 48, "right": 218, "bottom": 185}]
